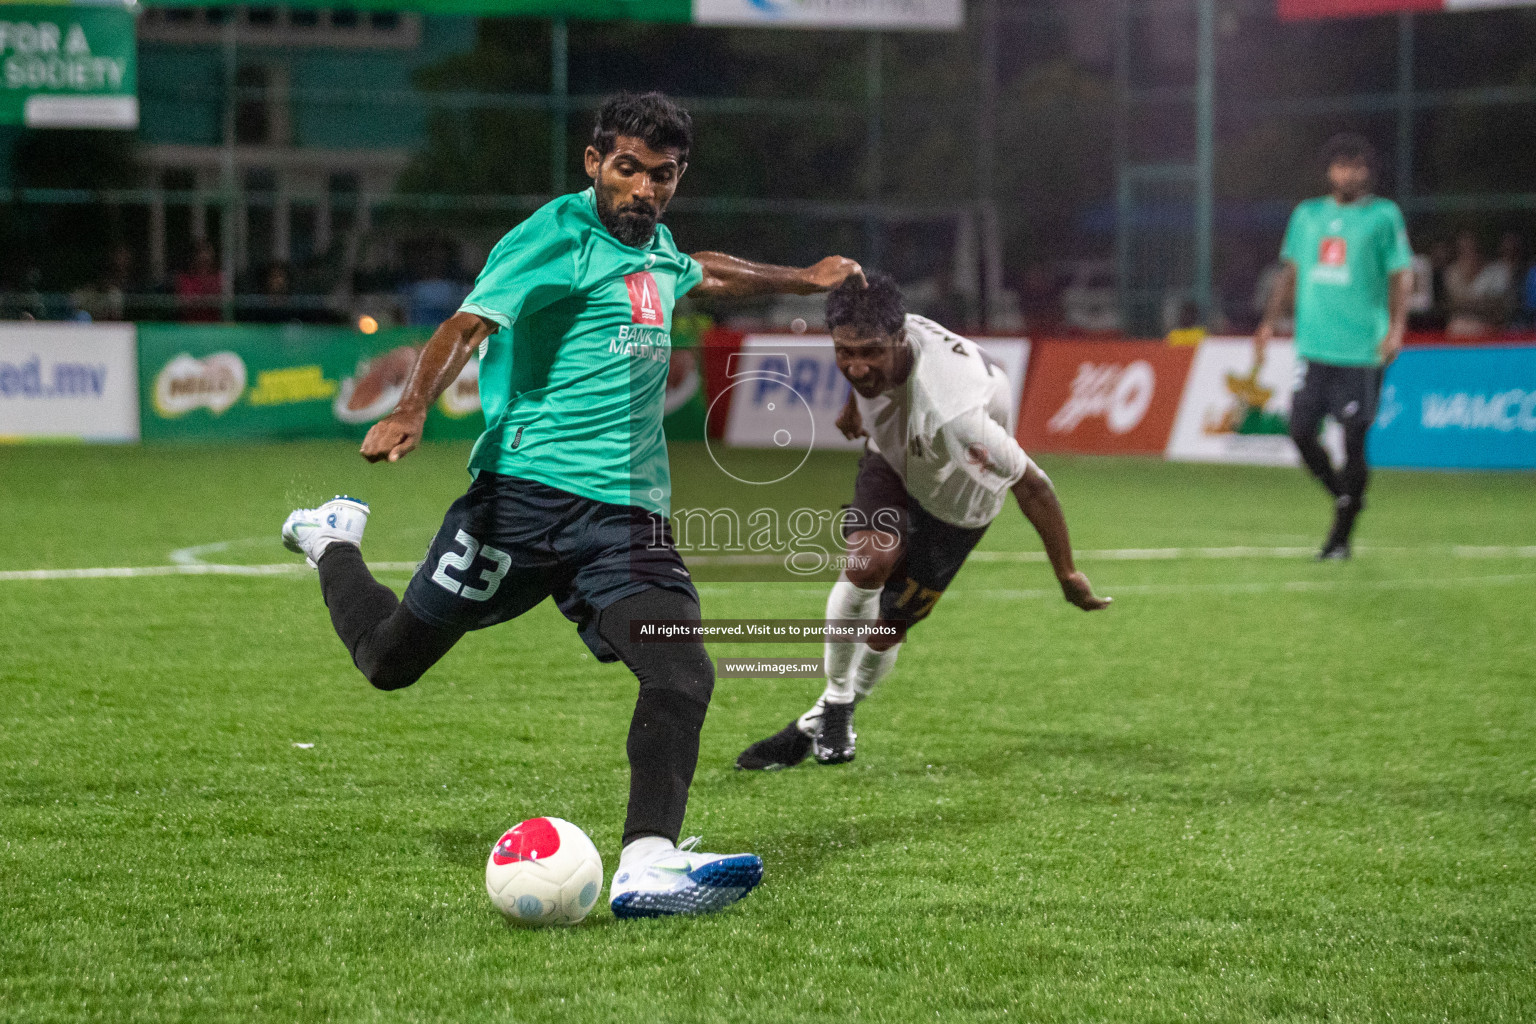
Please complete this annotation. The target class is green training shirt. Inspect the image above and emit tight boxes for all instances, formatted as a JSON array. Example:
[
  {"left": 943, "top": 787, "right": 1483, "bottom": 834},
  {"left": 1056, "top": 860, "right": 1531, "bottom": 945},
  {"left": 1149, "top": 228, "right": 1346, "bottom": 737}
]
[
  {"left": 1280, "top": 195, "right": 1414, "bottom": 367},
  {"left": 459, "top": 188, "right": 703, "bottom": 517}
]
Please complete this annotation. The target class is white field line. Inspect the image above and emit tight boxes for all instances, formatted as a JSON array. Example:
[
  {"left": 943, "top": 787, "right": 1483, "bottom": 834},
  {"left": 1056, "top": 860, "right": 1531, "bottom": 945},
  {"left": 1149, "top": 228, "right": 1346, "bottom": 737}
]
[
  {"left": 0, "top": 562, "right": 421, "bottom": 582},
  {"left": 1, "top": 543, "right": 1532, "bottom": 584},
  {"left": 169, "top": 539, "right": 258, "bottom": 565},
  {"left": 950, "top": 572, "right": 1536, "bottom": 601},
  {"left": 682, "top": 544, "right": 1536, "bottom": 567},
  {"left": 692, "top": 572, "right": 1536, "bottom": 601},
  {"left": 2, "top": 565, "right": 1532, "bottom": 602}
]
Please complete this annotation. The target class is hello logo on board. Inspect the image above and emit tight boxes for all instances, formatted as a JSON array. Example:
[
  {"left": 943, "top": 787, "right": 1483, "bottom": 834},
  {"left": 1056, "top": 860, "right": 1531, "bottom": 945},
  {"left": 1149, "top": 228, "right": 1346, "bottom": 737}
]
[{"left": 153, "top": 352, "right": 247, "bottom": 418}]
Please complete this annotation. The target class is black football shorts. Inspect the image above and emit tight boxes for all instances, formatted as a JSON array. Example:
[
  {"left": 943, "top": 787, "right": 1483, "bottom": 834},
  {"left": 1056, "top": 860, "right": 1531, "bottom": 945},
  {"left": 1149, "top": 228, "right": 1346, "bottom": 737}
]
[
  {"left": 1291, "top": 360, "right": 1385, "bottom": 431},
  {"left": 841, "top": 449, "right": 990, "bottom": 629},
  {"left": 402, "top": 472, "right": 697, "bottom": 662}
]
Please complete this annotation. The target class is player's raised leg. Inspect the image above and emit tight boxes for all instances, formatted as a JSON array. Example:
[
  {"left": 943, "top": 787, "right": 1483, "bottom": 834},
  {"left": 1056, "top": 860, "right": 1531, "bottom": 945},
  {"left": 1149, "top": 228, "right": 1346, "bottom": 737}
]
[
  {"left": 598, "top": 588, "right": 763, "bottom": 917},
  {"left": 282, "top": 496, "right": 462, "bottom": 690}
]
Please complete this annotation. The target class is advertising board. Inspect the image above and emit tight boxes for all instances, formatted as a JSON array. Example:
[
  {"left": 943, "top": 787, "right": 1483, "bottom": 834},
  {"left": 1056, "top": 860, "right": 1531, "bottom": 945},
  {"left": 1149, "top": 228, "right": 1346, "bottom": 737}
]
[
  {"left": 1016, "top": 341, "right": 1193, "bottom": 456},
  {"left": 0, "top": 323, "right": 139, "bottom": 442}
]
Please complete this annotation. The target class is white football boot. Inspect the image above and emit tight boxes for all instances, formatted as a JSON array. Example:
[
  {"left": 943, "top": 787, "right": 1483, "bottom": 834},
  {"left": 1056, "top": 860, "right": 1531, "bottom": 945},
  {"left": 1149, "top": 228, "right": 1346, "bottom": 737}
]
[
  {"left": 609, "top": 837, "right": 764, "bottom": 920},
  {"left": 282, "top": 496, "right": 370, "bottom": 568}
]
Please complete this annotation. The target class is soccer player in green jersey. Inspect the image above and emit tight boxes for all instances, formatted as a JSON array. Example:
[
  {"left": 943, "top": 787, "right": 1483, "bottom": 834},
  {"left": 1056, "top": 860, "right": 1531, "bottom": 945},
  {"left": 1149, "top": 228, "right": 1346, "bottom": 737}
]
[
  {"left": 281, "top": 93, "right": 864, "bottom": 919},
  {"left": 1254, "top": 134, "right": 1415, "bottom": 559}
]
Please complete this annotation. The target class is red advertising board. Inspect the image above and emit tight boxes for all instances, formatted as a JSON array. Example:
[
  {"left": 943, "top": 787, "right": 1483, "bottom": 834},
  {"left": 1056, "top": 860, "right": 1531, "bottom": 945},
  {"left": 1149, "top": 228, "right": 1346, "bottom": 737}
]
[
  {"left": 1017, "top": 341, "right": 1194, "bottom": 456},
  {"left": 1280, "top": 0, "right": 1445, "bottom": 20}
]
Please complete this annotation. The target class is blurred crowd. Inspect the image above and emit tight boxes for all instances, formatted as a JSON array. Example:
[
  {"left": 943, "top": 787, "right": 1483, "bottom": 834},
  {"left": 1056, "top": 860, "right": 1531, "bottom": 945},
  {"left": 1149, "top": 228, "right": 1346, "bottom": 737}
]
[
  {"left": 4, "top": 231, "right": 475, "bottom": 330},
  {"left": 1247, "top": 229, "right": 1536, "bottom": 340},
  {"left": 10, "top": 227, "right": 1536, "bottom": 341},
  {"left": 1414, "top": 230, "right": 1536, "bottom": 336}
]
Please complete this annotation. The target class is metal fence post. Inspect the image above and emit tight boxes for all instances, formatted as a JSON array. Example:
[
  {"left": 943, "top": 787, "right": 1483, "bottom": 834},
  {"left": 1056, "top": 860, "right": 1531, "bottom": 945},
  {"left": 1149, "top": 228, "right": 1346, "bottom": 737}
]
[
  {"left": 551, "top": 18, "right": 569, "bottom": 199},
  {"left": 1397, "top": 11, "right": 1415, "bottom": 206},
  {"left": 1195, "top": 0, "right": 1215, "bottom": 324},
  {"left": 865, "top": 31, "right": 883, "bottom": 271}
]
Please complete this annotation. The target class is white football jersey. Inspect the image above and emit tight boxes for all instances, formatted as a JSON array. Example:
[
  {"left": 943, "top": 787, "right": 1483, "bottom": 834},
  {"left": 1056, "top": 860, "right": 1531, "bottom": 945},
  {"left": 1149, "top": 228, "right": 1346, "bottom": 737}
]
[{"left": 856, "top": 315, "right": 1031, "bottom": 528}]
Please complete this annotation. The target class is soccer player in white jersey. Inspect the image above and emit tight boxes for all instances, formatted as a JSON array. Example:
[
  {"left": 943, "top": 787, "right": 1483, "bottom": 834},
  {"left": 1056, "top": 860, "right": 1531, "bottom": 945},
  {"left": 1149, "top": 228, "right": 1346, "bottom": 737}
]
[{"left": 737, "top": 274, "right": 1111, "bottom": 769}]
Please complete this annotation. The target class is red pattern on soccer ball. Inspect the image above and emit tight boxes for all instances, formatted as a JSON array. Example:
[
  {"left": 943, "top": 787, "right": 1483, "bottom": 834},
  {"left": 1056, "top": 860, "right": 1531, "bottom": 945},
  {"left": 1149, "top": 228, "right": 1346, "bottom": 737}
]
[{"left": 491, "top": 817, "right": 563, "bottom": 865}]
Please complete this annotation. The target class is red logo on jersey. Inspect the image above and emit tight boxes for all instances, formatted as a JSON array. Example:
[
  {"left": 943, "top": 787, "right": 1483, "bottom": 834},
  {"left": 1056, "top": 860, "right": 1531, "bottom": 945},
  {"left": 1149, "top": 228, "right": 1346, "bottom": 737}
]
[
  {"left": 491, "top": 817, "right": 562, "bottom": 865},
  {"left": 1319, "top": 237, "right": 1347, "bottom": 266},
  {"left": 625, "top": 272, "right": 664, "bottom": 326}
]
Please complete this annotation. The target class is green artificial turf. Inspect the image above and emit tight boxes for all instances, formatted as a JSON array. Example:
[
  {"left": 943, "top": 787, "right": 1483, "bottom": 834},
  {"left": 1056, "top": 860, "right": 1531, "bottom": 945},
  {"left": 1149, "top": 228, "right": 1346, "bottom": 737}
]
[{"left": 1, "top": 442, "right": 1533, "bottom": 1023}]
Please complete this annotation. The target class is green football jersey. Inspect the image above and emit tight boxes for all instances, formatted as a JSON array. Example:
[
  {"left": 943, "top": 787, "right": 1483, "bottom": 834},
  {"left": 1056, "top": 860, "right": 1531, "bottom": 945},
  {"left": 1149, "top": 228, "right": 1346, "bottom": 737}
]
[
  {"left": 459, "top": 188, "right": 703, "bottom": 517},
  {"left": 1281, "top": 195, "right": 1414, "bottom": 367}
]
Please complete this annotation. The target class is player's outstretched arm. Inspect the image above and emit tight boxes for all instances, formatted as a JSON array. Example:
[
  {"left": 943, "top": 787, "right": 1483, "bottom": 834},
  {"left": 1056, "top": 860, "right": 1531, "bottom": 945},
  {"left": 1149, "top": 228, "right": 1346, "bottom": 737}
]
[
  {"left": 1253, "top": 260, "right": 1297, "bottom": 369},
  {"left": 688, "top": 252, "right": 865, "bottom": 298},
  {"left": 1011, "top": 462, "right": 1111, "bottom": 612},
  {"left": 1380, "top": 268, "right": 1413, "bottom": 365},
  {"left": 360, "top": 311, "right": 497, "bottom": 464}
]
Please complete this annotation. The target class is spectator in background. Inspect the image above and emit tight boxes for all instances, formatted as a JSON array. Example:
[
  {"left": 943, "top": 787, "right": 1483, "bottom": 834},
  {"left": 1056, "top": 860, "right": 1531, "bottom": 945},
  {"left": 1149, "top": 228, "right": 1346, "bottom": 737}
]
[
  {"left": 69, "top": 245, "right": 133, "bottom": 323},
  {"left": 175, "top": 239, "right": 223, "bottom": 323},
  {"left": 1413, "top": 238, "right": 1452, "bottom": 331},
  {"left": 923, "top": 267, "right": 974, "bottom": 332},
  {"left": 400, "top": 237, "right": 469, "bottom": 328},
  {"left": 1407, "top": 247, "right": 1434, "bottom": 326},
  {"left": 1488, "top": 232, "right": 1523, "bottom": 326},
  {"left": 1523, "top": 258, "right": 1536, "bottom": 331},
  {"left": 1018, "top": 262, "right": 1063, "bottom": 336},
  {"left": 1443, "top": 230, "right": 1511, "bottom": 337},
  {"left": 244, "top": 262, "right": 297, "bottom": 324},
  {"left": 3, "top": 266, "right": 47, "bottom": 321}
]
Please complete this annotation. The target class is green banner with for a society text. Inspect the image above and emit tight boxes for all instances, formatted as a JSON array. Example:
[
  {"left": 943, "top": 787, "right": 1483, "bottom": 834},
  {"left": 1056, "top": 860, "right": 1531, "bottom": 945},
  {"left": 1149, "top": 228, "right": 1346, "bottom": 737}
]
[{"left": 0, "top": 4, "right": 136, "bottom": 128}]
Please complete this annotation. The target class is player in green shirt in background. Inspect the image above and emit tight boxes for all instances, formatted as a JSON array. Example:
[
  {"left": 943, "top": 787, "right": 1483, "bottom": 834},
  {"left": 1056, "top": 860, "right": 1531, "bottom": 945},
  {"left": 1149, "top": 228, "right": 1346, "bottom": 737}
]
[
  {"left": 281, "top": 93, "right": 864, "bottom": 919},
  {"left": 1255, "top": 134, "right": 1415, "bottom": 559}
]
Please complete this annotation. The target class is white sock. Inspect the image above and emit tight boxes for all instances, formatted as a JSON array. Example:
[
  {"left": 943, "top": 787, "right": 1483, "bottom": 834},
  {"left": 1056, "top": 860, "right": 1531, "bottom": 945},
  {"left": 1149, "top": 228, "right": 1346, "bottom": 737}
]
[
  {"left": 798, "top": 643, "right": 902, "bottom": 736},
  {"left": 850, "top": 641, "right": 901, "bottom": 701},
  {"left": 797, "top": 579, "right": 881, "bottom": 733},
  {"left": 618, "top": 835, "right": 673, "bottom": 872}
]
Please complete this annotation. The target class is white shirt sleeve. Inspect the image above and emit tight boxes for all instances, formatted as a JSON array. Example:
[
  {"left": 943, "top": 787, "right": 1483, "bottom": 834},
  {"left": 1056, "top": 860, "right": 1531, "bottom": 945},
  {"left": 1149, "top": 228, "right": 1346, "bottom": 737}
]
[{"left": 938, "top": 407, "right": 1031, "bottom": 492}]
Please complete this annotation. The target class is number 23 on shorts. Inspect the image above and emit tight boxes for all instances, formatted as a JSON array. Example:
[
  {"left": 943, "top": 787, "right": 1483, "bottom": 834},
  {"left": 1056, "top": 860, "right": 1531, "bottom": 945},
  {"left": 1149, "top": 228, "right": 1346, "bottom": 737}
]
[{"left": 431, "top": 529, "right": 512, "bottom": 602}]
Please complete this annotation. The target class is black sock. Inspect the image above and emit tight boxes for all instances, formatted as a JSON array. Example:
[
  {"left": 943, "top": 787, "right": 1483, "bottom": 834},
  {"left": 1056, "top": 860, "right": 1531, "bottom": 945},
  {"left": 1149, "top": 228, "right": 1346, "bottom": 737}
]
[
  {"left": 622, "top": 687, "right": 710, "bottom": 847},
  {"left": 1291, "top": 431, "right": 1341, "bottom": 497},
  {"left": 316, "top": 544, "right": 460, "bottom": 690},
  {"left": 1326, "top": 495, "right": 1363, "bottom": 549},
  {"left": 1327, "top": 423, "right": 1371, "bottom": 548},
  {"left": 596, "top": 588, "right": 716, "bottom": 848},
  {"left": 318, "top": 544, "right": 399, "bottom": 651}
]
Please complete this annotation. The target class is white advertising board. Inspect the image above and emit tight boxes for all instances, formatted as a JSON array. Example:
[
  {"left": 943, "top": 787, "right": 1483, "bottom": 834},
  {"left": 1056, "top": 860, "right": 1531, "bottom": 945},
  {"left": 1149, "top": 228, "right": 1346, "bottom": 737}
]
[
  {"left": 722, "top": 334, "right": 1028, "bottom": 450},
  {"left": 693, "top": 0, "right": 963, "bottom": 29},
  {"left": 0, "top": 323, "right": 139, "bottom": 442},
  {"left": 1166, "top": 337, "right": 1342, "bottom": 467}
]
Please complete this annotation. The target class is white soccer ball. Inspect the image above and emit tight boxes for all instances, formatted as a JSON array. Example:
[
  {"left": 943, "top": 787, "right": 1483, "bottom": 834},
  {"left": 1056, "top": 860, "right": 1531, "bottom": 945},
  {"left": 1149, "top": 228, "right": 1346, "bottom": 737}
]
[{"left": 485, "top": 817, "right": 604, "bottom": 927}]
